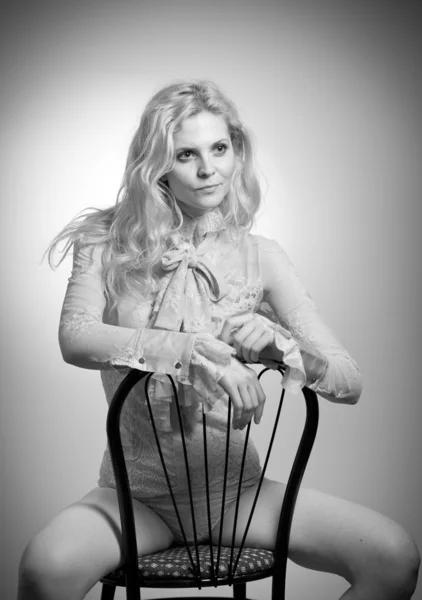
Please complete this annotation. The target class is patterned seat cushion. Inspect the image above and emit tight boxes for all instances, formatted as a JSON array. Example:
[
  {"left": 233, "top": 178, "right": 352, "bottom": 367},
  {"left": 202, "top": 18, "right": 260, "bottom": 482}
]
[{"left": 103, "top": 544, "right": 274, "bottom": 583}]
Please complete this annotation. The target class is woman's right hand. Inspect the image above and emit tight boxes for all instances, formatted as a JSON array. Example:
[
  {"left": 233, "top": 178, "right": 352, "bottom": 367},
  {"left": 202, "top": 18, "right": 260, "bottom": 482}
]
[{"left": 218, "top": 356, "right": 266, "bottom": 429}]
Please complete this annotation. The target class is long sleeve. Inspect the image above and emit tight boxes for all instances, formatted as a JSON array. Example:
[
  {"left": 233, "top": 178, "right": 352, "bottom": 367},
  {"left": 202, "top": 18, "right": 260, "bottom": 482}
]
[
  {"left": 258, "top": 237, "right": 362, "bottom": 404},
  {"left": 59, "top": 242, "right": 235, "bottom": 386}
]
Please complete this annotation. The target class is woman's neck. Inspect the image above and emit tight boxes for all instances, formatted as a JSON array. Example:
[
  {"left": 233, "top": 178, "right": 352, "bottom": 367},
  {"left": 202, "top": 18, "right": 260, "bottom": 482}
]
[{"left": 177, "top": 207, "right": 225, "bottom": 245}]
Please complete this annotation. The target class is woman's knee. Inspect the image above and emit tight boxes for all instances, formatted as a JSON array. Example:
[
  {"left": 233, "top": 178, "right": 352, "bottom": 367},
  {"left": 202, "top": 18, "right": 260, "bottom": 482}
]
[
  {"left": 349, "top": 523, "right": 421, "bottom": 599},
  {"left": 18, "top": 522, "right": 111, "bottom": 600},
  {"left": 374, "top": 526, "right": 421, "bottom": 597},
  {"left": 19, "top": 533, "right": 88, "bottom": 598},
  {"left": 18, "top": 489, "right": 175, "bottom": 599}
]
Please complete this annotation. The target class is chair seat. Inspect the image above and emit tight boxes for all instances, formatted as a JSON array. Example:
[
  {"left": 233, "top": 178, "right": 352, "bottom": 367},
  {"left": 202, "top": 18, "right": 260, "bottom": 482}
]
[{"left": 102, "top": 544, "right": 274, "bottom": 585}]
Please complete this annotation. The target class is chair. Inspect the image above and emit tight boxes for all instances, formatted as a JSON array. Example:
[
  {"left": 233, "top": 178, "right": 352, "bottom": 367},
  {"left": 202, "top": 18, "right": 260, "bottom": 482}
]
[{"left": 100, "top": 365, "right": 319, "bottom": 600}]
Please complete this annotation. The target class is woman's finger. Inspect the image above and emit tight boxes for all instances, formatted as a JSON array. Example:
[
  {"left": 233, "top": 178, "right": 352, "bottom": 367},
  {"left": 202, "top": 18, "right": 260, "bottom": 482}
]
[
  {"left": 253, "top": 380, "right": 266, "bottom": 424},
  {"left": 220, "top": 313, "right": 255, "bottom": 344},
  {"left": 249, "top": 329, "right": 274, "bottom": 363},
  {"left": 235, "top": 326, "right": 273, "bottom": 363},
  {"left": 228, "top": 387, "right": 244, "bottom": 430},
  {"left": 239, "top": 329, "right": 268, "bottom": 362},
  {"left": 238, "top": 384, "right": 254, "bottom": 411},
  {"left": 247, "top": 383, "right": 260, "bottom": 416},
  {"left": 232, "top": 318, "right": 263, "bottom": 359},
  {"left": 232, "top": 317, "right": 261, "bottom": 342},
  {"left": 235, "top": 384, "right": 254, "bottom": 429}
]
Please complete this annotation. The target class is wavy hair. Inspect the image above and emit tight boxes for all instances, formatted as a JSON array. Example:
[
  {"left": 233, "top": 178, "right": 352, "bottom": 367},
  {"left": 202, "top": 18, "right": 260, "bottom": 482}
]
[{"left": 46, "top": 80, "right": 262, "bottom": 309}]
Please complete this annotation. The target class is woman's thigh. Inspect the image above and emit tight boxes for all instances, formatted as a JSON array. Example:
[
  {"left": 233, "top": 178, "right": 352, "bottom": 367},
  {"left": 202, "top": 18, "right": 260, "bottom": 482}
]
[
  {"left": 19, "top": 487, "right": 174, "bottom": 597},
  {"left": 213, "top": 478, "right": 419, "bottom": 585}
]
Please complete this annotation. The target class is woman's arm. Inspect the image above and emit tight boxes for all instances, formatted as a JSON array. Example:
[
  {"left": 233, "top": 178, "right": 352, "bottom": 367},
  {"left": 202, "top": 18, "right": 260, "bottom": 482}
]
[
  {"left": 59, "top": 242, "right": 234, "bottom": 383},
  {"left": 258, "top": 236, "right": 363, "bottom": 404}
]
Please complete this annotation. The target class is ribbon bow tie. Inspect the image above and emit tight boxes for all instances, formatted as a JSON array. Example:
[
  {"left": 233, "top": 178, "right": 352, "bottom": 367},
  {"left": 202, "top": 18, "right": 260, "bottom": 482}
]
[{"left": 151, "top": 242, "right": 229, "bottom": 332}]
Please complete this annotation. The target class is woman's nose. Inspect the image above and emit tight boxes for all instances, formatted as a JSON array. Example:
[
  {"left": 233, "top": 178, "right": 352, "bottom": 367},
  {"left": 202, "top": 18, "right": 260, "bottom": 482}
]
[{"left": 197, "top": 156, "right": 215, "bottom": 178}]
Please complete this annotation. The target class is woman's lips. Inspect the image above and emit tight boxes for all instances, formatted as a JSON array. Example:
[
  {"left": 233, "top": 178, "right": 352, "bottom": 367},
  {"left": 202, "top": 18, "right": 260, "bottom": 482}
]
[{"left": 196, "top": 183, "right": 221, "bottom": 193}]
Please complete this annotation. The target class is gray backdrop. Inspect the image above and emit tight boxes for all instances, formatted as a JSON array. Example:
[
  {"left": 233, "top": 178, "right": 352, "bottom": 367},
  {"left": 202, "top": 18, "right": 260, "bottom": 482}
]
[{"left": 1, "top": 1, "right": 421, "bottom": 598}]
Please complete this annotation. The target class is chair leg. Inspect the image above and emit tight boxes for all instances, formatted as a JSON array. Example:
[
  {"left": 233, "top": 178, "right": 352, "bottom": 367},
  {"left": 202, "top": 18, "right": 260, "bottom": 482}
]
[
  {"left": 272, "top": 572, "right": 285, "bottom": 600},
  {"left": 233, "top": 582, "right": 247, "bottom": 599},
  {"left": 101, "top": 583, "right": 117, "bottom": 600}
]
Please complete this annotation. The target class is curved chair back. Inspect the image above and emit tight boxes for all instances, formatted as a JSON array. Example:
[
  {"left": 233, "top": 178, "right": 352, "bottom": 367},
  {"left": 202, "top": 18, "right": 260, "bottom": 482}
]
[{"left": 102, "top": 366, "right": 319, "bottom": 600}]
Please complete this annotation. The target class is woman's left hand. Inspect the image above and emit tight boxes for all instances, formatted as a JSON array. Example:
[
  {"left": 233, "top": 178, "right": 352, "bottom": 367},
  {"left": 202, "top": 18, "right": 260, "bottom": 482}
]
[{"left": 219, "top": 313, "right": 276, "bottom": 364}]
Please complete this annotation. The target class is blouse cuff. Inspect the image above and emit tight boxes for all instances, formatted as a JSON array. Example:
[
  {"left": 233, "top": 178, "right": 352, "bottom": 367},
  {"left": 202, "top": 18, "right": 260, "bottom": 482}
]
[
  {"left": 133, "top": 328, "right": 196, "bottom": 377},
  {"left": 139, "top": 333, "right": 235, "bottom": 434},
  {"left": 260, "top": 325, "right": 307, "bottom": 392},
  {"left": 112, "top": 327, "right": 234, "bottom": 409},
  {"left": 297, "top": 340, "right": 329, "bottom": 391},
  {"left": 314, "top": 355, "right": 363, "bottom": 403}
]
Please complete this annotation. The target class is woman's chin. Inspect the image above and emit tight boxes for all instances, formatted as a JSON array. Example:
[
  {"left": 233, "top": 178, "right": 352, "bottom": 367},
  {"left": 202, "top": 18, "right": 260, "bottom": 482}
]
[{"left": 177, "top": 195, "right": 225, "bottom": 218}]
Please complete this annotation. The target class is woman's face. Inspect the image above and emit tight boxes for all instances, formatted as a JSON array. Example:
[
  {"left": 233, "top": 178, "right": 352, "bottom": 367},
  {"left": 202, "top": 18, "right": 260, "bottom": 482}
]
[{"left": 166, "top": 111, "right": 237, "bottom": 218}]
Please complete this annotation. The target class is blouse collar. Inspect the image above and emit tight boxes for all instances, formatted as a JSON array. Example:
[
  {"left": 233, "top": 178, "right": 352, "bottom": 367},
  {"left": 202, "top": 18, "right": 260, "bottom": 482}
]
[{"left": 177, "top": 207, "right": 227, "bottom": 245}]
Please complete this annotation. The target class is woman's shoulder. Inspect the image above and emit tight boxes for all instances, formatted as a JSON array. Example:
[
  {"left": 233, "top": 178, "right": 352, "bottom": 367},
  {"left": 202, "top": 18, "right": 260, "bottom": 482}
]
[
  {"left": 72, "top": 237, "right": 109, "bottom": 272},
  {"left": 242, "top": 234, "right": 295, "bottom": 276},
  {"left": 244, "top": 232, "right": 285, "bottom": 254}
]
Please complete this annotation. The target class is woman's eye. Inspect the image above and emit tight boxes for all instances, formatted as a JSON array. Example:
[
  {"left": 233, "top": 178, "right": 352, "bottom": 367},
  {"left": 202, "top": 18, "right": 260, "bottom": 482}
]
[
  {"left": 215, "top": 144, "right": 227, "bottom": 154},
  {"left": 177, "top": 151, "right": 194, "bottom": 161},
  {"left": 177, "top": 144, "right": 227, "bottom": 161}
]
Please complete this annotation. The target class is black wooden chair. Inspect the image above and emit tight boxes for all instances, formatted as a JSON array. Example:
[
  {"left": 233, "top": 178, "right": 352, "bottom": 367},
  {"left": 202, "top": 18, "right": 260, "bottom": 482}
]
[{"left": 100, "top": 365, "right": 319, "bottom": 600}]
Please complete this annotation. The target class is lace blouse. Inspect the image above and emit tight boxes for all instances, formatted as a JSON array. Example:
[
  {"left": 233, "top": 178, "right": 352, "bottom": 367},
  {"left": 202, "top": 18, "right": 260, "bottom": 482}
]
[
  {"left": 59, "top": 208, "right": 362, "bottom": 496},
  {"left": 59, "top": 208, "right": 362, "bottom": 411}
]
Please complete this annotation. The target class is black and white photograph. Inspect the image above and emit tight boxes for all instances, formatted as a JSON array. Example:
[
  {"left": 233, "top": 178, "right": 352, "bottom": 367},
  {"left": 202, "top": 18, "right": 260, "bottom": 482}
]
[{"left": 1, "top": 1, "right": 421, "bottom": 599}]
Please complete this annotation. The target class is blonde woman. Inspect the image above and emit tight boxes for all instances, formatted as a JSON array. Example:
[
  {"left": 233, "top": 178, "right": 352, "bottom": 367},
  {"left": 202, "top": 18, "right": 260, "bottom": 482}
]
[{"left": 18, "top": 81, "right": 419, "bottom": 600}]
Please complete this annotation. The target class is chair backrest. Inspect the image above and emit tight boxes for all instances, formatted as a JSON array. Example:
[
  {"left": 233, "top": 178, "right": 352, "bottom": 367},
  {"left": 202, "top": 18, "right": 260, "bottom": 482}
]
[{"left": 106, "top": 366, "right": 319, "bottom": 599}]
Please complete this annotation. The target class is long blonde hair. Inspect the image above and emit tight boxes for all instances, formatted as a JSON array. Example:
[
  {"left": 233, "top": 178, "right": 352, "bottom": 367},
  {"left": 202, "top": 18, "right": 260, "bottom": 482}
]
[{"left": 46, "top": 80, "right": 262, "bottom": 309}]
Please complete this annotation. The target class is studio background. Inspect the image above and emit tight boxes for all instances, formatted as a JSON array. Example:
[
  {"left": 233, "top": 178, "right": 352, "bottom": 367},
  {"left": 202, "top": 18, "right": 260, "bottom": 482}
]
[{"left": 1, "top": 1, "right": 421, "bottom": 599}]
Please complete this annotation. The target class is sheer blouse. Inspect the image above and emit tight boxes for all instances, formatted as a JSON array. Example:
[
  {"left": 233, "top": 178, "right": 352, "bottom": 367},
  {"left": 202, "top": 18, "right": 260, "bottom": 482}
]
[{"left": 59, "top": 208, "right": 362, "bottom": 433}]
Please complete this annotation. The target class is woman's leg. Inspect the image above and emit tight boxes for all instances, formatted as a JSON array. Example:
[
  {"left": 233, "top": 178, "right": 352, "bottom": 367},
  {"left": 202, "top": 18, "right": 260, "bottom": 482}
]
[
  {"left": 212, "top": 478, "right": 420, "bottom": 600},
  {"left": 18, "top": 487, "right": 175, "bottom": 600}
]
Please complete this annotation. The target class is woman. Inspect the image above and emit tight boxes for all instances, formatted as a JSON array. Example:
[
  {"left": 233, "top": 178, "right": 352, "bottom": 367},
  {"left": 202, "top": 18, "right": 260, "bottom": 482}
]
[{"left": 19, "top": 80, "right": 420, "bottom": 600}]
